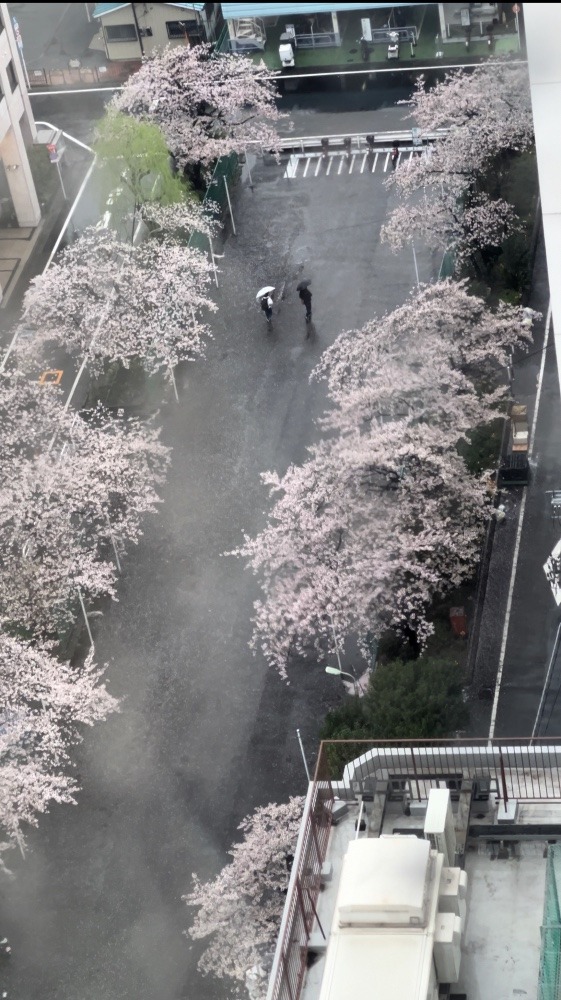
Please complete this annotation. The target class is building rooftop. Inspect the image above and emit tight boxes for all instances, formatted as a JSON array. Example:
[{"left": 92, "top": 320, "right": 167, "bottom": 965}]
[
  {"left": 92, "top": 2, "right": 205, "bottom": 18},
  {"left": 221, "top": 3, "right": 421, "bottom": 19},
  {"left": 300, "top": 799, "right": 546, "bottom": 1000},
  {"left": 266, "top": 741, "right": 561, "bottom": 1000}
]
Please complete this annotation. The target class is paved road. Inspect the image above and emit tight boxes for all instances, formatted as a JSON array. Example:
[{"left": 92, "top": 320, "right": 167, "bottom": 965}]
[
  {"left": 27, "top": 81, "right": 415, "bottom": 141},
  {"left": 1, "top": 123, "right": 439, "bottom": 1000},
  {"left": 467, "top": 236, "right": 561, "bottom": 739}
]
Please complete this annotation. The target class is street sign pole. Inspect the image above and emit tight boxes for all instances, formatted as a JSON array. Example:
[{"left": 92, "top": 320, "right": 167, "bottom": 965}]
[
  {"left": 12, "top": 18, "right": 30, "bottom": 90},
  {"left": 56, "top": 160, "right": 68, "bottom": 200}
]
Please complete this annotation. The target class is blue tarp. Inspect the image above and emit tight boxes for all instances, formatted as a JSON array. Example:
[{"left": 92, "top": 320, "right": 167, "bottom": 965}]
[
  {"left": 93, "top": 2, "right": 205, "bottom": 18},
  {"left": 221, "top": 2, "right": 421, "bottom": 20}
]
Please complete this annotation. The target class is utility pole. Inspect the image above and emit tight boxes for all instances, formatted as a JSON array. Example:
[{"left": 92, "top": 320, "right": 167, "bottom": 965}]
[{"left": 130, "top": 3, "right": 144, "bottom": 57}]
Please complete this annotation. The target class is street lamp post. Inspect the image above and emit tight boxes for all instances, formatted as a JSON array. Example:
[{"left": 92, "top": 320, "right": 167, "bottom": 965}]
[{"left": 325, "top": 665, "right": 363, "bottom": 696}]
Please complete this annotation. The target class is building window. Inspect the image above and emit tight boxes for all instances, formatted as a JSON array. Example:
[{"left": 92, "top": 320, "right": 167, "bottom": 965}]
[
  {"left": 6, "top": 60, "right": 17, "bottom": 92},
  {"left": 166, "top": 19, "right": 202, "bottom": 43},
  {"left": 105, "top": 23, "right": 138, "bottom": 42}
]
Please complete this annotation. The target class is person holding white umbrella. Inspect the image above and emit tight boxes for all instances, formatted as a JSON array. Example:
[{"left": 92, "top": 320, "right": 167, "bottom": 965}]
[{"left": 256, "top": 285, "right": 275, "bottom": 325}]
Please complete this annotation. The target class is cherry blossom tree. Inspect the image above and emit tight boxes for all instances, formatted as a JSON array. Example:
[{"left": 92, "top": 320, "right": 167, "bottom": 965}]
[
  {"left": 139, "top": 198, "right": 217, "bottom": 239},
  {"left": 232, "top": 282, "right": 537, "bottom": 674},
  {"left": 114, "top": 43, "right": 285, "bottom": 170},
  {"left": 314, "top": 278, "right": 535, "bottom": 412},
  {"left": 0, "top": 372, "right": 170, "bottom": 637},
  {"left": 0, "top": 633, "right": 118, "bottom": 862},
  {"left": 403, "top": 61, "right": 533, "bottom": 174},
  {"left": 382, "top": 60, "right": 533, "bottom": 265},
  {"left": 382, "top": 190, "right": 518, "bottom": 268},
  {"left": 18, "top": 225, "right": 216, "bottom": 377},
  {"left": 0, "top": 455, "right": 119, "bottom": 638},
  {"left": 237, "top": 429, "right": 489, "bottom": 672},
  {"left": 185, "top": 797, "right": 304, "bottom": 998}
]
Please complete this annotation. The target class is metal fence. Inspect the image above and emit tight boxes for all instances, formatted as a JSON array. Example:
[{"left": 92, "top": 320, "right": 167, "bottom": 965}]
[
  {"left": 267, "top": 780, "right": 333, "bottom": 1000},
  {"left": 316, "top": 739, "right": 561, "bottom": 803},
  {"left": 28, "top": 61, "right": 139, "bottom": 89},
  {"left": 540, "top": 844, "right": 561, "bottom": 1000},
  {"left": 188, "top": 151, "right": 240, "bottom": 253}
]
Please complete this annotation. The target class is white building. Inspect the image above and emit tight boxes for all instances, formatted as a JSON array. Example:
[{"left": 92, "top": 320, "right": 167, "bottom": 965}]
[
  {"left": 266, "top": 740, "right": 560, "bottom": 1000},
  {"left": 92, "top": 3, "right": 221, "bottom": 61},
  {"left": 524, "top": 4, "right": 561, "bottom": 396},
  {"left": 0, "top": 3, "right": 40, "bottom": 228}
]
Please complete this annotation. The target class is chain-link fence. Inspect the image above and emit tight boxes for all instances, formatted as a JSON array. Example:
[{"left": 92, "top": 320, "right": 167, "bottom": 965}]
[{"left": 539, "top": 845, "right": 561, "bottom": 1000}]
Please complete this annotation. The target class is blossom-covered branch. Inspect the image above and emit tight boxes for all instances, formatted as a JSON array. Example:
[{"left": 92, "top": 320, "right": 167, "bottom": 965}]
[
  {"left": 382, "top": 59, "right": 533, "bottom": 262},
  {"left": 0, "top": 634, "right": 118, "bottom": 860},
  {"left": 115, "top": 44, "right": 285, "bottom": 169},
  {"left": 232, "top": 282, "right": 537, "bottom": 674},
  {"left": 19, "top": 226, "right": 216, "bottom": 376},
  {"left": 0, "top": 372, "right": 170, "bottom": 636},
  {"left": 185, "top": 797, "right": 304, "bottom": 998}
]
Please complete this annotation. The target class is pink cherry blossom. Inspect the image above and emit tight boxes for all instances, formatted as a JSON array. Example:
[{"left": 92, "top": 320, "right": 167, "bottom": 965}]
[
  {"left": 1, "top": 633, "right": 118, "bottom": 863},
  {"left": 115, "top": 43, "right": 285, "bottom": 169},
  {"left": 19, "top": 226, "right": 216, "bottom": 377},
  {"left": 232, "top": 281, "right": 537, "bottom": 675},
  {"left": 185, "top": 797, "right": 304, "bottom": 996},
  {"left": 0, "top": 371, "right": 170, "bottom": 637},
  {"left": 383, "top": 59, "right": 533, "bottom": 263}
]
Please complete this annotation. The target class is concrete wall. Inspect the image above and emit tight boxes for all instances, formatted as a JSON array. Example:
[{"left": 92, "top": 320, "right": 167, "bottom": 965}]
[{"left": 98, "top": 4, "right": 204, "bottom": 61}]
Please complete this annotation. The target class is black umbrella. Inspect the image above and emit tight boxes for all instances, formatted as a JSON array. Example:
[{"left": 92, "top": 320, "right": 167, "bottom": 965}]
[{"left": 297, "top": 279, "right": 311, "bottom": 291}]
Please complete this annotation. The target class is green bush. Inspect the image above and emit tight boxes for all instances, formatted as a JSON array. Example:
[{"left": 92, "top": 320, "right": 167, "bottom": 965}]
[
  {"left": 321, "top": 656, "right": 468, "bottom": 744},
  {"left": 457, "top": 418, "right": 504, "bottom": 475}
]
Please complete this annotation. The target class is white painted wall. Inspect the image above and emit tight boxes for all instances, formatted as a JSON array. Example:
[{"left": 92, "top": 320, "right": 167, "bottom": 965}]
[{"left": 524, "top": 3, "right": 561, "bottom": 391}]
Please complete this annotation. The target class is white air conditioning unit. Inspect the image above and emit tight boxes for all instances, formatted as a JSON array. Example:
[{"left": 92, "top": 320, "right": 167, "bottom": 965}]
[
  {"left": 438, "top": 867, "right": 468, "bottom": 920},
  {"left": 424, "top": 789, "right": 456, "bottom": 866},
  {"left": 434, "top": 912, "right": 462, "bottom": 983}
]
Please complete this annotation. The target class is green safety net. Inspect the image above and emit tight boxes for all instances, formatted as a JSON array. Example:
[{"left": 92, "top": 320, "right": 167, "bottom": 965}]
[{"left": 539, "top": 845, "right": 561, "bottom": 1000}]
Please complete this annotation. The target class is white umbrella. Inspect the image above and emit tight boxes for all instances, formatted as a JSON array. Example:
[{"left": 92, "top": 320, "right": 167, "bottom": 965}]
[{"left": 256, "top": 286, "right": 275, "bottom": 301}]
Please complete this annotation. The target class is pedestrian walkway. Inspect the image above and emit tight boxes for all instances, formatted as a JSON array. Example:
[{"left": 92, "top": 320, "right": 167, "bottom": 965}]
[{"left": 0, "top": 211, "right": 71, "bottom": 311}]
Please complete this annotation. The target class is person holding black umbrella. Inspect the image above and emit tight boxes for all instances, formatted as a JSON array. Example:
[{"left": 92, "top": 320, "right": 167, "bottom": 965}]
[{"left": 297, "top": 280, "right": 312, "bottom": 323}]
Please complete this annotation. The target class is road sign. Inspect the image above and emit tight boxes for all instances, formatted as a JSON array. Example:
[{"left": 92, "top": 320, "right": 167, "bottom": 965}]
[{"left": 12, "top": 16, "right": 23, "bottom": 48}]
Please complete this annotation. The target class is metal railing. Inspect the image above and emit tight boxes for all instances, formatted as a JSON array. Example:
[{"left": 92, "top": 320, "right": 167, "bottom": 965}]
[
  {"left": 317, "top": 739, "right": 561, "bottom": 803},
  {"left": 267, "top": 739, "right": 561, "bottom": 1000},
  {"left": 267, "top": 780, "right": 333, "bottom": 1000},
  {"left": 27, "top": 61, "right": 140, "bottom": 89},
  {"left": 268, "top": 128, "right": 447, "bottom": 157}
]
